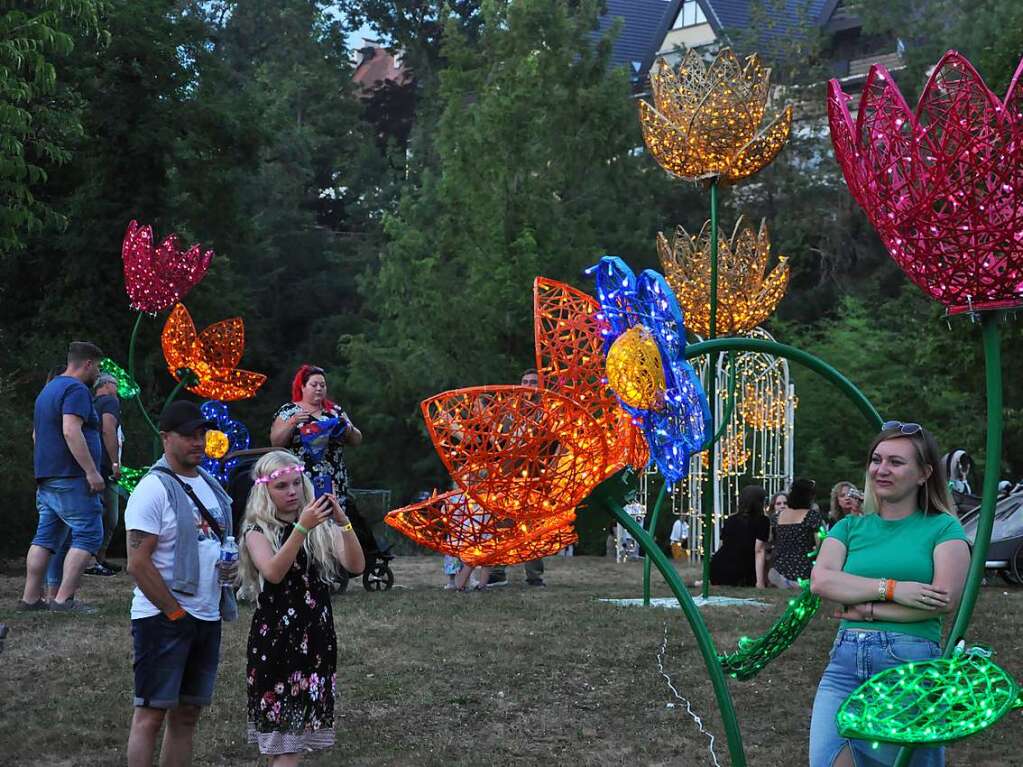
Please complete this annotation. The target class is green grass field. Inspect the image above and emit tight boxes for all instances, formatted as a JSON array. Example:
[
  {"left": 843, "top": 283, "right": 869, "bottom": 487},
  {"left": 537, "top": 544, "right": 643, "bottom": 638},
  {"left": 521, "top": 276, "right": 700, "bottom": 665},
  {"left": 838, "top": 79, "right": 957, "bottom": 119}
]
[{"left": 1, "top": 555, "right": 1021, "bottom": 766}]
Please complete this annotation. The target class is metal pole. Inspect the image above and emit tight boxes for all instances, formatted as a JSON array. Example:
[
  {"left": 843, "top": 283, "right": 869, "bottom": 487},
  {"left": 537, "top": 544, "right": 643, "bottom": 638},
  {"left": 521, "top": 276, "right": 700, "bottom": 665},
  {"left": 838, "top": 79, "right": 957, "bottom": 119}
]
[
  {"left": 643, "top": 483, "right": 668, "bottom": 605},
  {"left": 607, "top": 497, "right": 747, "bottom": 766},
  {"left": 701, "top": 178, "right": 719, "bottom": 599},
  {"left": 893, "top": 312, "right": 1003, "bottom": 767}
]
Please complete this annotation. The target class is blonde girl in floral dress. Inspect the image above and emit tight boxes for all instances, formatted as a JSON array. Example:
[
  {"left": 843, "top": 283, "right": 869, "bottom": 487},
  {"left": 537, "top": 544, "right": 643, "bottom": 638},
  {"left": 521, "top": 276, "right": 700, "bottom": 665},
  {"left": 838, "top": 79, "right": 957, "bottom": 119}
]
[{"left": 239, "top": 451, "right": 365, "bottom": 765}]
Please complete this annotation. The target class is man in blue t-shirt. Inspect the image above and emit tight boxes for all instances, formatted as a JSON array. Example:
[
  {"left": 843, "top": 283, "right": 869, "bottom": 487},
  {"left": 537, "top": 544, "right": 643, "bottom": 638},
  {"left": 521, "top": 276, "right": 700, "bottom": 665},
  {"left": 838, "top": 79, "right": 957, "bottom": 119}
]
[{"left": 18, "top": 341, "right": 106, "bottom": 614}]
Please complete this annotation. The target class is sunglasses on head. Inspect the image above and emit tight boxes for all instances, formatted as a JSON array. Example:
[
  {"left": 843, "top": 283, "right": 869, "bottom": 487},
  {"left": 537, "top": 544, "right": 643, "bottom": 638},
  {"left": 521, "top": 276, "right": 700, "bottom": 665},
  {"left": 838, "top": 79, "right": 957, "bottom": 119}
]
[{"left": 882, "top": 420, "right": 922, "bottom": 435}]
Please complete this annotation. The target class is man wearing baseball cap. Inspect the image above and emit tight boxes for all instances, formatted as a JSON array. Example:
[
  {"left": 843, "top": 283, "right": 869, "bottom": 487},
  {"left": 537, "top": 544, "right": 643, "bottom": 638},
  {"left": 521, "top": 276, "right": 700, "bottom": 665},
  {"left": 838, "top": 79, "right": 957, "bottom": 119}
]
[
  {"left": 124, "top": 400, "right": 238, "bottom": 767},
  {"left": 86, "top": 372, "right": 124, "bottom": 575}
]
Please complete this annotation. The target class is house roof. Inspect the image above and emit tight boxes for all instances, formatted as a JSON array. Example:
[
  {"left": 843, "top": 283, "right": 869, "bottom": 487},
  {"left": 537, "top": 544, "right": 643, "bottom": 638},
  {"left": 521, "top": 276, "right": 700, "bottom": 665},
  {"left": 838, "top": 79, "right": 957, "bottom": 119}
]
[
  {"left": 703, "top": 0, "right": 839, "bottom": 49},
  {"left": 593, "top": 0, "right": 675, "bottom": 84},
  {"left": 352, "top": 45, "right": 412, "bottom": 92},
  {"left": 643, "top": 0, "right": 843, "bottom": 76}
]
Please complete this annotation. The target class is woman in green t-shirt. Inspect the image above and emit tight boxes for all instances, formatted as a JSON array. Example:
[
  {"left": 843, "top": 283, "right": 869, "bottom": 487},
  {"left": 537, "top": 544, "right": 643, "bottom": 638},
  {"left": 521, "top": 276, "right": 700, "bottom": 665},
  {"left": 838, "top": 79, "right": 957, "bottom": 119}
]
[{"left": 808, "top": 422, "right": 970, "bottom": 767}]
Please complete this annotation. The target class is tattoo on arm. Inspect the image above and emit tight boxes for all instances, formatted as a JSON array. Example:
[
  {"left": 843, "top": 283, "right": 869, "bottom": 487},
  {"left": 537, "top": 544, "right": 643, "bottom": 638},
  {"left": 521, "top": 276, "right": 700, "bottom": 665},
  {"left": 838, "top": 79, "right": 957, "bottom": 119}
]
[{"left": 128, "top": 530, "right": 152, "bottom": 549}]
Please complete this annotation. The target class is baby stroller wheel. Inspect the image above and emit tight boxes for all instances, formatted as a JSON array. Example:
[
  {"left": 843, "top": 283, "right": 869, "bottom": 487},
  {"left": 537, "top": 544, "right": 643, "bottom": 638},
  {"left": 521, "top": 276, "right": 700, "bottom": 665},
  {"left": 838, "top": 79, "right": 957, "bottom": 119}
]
[
  {"left": 331, "top": 570, "right": 351, "bottom": 595},
  {"left": 363, "top": 560, "right": 394, "bottom": 591}
]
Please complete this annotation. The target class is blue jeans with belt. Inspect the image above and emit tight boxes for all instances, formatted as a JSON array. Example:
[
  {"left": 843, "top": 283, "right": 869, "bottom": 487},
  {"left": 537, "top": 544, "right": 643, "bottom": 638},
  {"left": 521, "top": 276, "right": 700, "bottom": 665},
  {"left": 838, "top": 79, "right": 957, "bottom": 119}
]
[{"left": 809, "top": 629, "right": 944, "bottom": 767}]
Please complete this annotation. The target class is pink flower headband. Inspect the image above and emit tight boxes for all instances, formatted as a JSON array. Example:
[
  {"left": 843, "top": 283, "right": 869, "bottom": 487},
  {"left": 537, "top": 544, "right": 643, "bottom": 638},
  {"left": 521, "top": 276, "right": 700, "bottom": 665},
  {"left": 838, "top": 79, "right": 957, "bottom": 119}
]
[{"left": 254, "top": 464, "right": 306, "bottom": 485}]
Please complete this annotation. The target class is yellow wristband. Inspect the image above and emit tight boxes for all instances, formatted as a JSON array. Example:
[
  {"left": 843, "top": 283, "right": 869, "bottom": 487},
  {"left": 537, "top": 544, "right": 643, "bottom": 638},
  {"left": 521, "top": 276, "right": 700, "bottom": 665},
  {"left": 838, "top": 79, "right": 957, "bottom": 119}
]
[
  {"left": 340, "top": 522, "right": 354, "bottom": 533},
  {"left": 294, "top": 522, "right": 309, "bottom": 536}
]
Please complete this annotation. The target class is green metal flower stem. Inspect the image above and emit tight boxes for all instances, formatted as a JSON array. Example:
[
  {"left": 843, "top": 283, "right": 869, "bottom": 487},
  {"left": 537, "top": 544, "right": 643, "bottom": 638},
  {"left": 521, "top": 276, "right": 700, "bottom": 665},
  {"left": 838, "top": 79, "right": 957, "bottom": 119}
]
[
  {"left": 893, "top": 312, "right": 1004, "bottom": 767},
  {"left": 686, "top": 337, "right": 882, "bottom": 430},
  {"left": 605, "top": 493, "right": 748, "bottom": 767},
  {"left": 162, "top": 369, "right": 196, "bottom": 415},
  {"left": 126, "top": 310, "right": 160, "bottom": 440},
  {"left": 642, "top": 483, "right": 668, "bottom": 606},
  {"left": 701, "top": 177, "right": 720, "bottom": 599}
]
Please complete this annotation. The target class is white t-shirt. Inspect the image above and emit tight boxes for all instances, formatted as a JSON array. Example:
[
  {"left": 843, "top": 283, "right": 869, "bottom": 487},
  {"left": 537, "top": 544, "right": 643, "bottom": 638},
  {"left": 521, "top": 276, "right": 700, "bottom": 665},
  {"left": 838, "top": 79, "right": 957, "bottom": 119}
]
[
  {"left": 670, "top": 519, "right": 689, "bottom": 543},
  {"left": 124, "top": 472, "right": 226, "bottom": 620}
]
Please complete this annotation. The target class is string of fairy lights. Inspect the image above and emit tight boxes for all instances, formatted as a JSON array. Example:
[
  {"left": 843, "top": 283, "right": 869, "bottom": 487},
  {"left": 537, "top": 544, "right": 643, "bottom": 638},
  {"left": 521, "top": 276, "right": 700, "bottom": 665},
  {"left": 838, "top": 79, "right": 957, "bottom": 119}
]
[{"left": 655, "top": 327, "right": 796, "bottom": 561}]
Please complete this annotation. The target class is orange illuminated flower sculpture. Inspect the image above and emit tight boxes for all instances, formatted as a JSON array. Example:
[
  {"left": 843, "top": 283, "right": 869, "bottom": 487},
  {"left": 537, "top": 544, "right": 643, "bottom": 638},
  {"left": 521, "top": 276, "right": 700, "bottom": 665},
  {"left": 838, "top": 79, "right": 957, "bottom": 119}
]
[
  {"left": 533, "top": 277, "right": 648, "bottom": 473},
  {"left": 423, "top": 385, "right": 609, "bottom": 520},
  {"left": 385, "top": 278, "right": 650, "bottom": 565},
  {"left": 639, "top": 49, "right": 792, "bottom": 184},
  {"left": 161, "top": 303, "right": 266, "bottom": 401},
  {"left": 658, "top": 217, "right": 789, "bottom": 336},
  {"left": 385, "top": 490, "right": 578, "bottom": 567}
]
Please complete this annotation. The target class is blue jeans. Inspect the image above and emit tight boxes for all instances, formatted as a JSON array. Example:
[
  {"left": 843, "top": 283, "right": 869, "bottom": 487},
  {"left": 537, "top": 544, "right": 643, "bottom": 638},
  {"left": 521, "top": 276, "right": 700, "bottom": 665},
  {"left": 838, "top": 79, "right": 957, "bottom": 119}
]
[
  {"left": 810, "top": 630, "right": 944, "bottom": 766},
  {"left": 32, "top": 477, "right": 103, "bottom": 560}
]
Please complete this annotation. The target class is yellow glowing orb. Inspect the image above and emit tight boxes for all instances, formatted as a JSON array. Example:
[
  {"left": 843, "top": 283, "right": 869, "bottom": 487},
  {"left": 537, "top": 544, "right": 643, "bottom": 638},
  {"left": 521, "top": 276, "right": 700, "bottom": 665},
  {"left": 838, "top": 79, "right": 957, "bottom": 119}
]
[
  {"left": 605, "top": 326, "right": 667, "bottom": 410},
  {"left": 205, "top": 429, "right": 229, "bottom": 459}
]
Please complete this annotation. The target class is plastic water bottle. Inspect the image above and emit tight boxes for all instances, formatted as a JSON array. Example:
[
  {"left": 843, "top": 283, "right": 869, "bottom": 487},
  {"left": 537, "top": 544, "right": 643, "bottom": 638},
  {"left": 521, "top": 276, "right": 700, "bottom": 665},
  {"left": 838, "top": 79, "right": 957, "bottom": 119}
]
[{"left": 219, "top": 535, "right": 238, "bottom": 586}]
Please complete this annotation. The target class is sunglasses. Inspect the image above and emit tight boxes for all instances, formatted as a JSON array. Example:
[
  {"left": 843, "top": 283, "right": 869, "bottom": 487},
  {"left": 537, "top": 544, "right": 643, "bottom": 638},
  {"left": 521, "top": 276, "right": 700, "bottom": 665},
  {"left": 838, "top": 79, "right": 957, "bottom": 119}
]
[{"left": 882, "top": 420, "right": 922, "bottom": 435}]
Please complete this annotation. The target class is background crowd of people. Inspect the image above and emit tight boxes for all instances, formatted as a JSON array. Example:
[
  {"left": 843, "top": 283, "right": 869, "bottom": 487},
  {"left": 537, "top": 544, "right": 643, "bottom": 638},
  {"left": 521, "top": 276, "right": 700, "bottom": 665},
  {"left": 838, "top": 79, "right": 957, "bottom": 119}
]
[{"left": 15, "top": 341, "right": 973, "bottom": 766}]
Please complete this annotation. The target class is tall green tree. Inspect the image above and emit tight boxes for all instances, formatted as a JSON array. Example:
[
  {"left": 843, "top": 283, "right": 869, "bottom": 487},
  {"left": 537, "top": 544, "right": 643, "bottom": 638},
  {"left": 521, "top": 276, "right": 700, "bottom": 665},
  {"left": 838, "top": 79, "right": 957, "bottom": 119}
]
[
  {"left": 0, "top": 0, "right": 105, "bottom": 253},
  {"left": 341, "top": 0, "right": 686, "bottom": 499}
]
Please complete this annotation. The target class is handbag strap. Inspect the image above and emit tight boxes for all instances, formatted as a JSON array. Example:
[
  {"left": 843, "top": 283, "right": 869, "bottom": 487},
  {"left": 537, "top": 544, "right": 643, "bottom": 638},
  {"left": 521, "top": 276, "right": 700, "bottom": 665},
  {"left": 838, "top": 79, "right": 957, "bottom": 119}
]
[{"left": 152, "top": 467, "right": 224, "bottom": 544}]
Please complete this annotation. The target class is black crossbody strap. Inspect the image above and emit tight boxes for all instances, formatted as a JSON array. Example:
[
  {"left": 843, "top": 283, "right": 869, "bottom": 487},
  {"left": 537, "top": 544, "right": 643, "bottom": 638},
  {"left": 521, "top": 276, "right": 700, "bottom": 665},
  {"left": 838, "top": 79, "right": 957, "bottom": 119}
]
[{"left": 152, "top": 467, "right": 224, "bottom": 543}]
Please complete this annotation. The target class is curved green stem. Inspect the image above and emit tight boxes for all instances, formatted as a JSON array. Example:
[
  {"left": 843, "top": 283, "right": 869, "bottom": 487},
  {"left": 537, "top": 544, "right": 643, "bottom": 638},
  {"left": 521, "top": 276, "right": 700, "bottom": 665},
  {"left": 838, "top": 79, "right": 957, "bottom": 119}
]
[
  {"left": 607, "top": 497, "right": 746, "bottom": 767},
  {"left": 643, "top": 483, "right": 668, "bottom": 606},
  {"left": 162, "top": 369, "right": 195, "bottom": 416},
  {"left": 893, "top": 312, "right": 1003, "bottom": 767},
  {"left": 686, "top": 337, "right": 882, "bottom": 430},
  {"left": 127, "top": 310, "right": 143, "bottom": 382},
  {"left": 126, "top": 311, "right": 161, "bottom": 440}
]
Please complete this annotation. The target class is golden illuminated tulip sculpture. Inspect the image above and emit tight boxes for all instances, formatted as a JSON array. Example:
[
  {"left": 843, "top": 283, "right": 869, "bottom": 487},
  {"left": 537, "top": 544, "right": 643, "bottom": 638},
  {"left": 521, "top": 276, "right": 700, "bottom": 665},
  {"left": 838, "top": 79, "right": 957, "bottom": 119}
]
[
  {"left": 639, "top": 49, "right": 792, "bottom": 184},
  {"left": 658, "top": 216, "right": 789, "bottom": 336}
]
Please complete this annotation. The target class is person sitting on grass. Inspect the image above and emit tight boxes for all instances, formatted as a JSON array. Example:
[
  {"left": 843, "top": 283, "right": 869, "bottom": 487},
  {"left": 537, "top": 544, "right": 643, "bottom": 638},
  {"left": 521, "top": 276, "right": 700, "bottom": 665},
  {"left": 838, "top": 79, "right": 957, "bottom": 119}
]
[{"left": 707, "top": 484, "right": 770, "bottom": 588}]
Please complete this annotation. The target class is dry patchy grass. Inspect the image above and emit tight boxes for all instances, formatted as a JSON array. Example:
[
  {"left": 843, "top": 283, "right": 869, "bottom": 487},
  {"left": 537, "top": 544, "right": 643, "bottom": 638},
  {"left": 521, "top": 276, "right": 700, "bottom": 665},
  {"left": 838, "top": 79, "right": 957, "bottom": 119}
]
[{"left": 1, "top": 555, "right": 1022, "bottom": 766}]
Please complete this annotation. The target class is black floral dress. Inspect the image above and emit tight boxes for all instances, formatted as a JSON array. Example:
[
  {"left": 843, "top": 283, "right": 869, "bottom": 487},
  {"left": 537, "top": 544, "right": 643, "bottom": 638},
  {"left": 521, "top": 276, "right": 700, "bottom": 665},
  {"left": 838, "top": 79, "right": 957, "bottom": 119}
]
[
  {"left": 246, "top": 523, "right": 337, "bottom": 755},
  {"left": 771, "top": 507, "right": 825, "bottom": 582},
  {"left": 275, "top": 402, "right": 351, "bottom": 499}
]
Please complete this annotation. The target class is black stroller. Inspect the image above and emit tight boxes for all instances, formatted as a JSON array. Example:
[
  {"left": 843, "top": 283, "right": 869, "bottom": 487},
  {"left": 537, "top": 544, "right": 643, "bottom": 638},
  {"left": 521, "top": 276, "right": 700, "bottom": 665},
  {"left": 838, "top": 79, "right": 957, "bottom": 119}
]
[{"left": 224, "top": 449, "right": 395, "bottom": 592}]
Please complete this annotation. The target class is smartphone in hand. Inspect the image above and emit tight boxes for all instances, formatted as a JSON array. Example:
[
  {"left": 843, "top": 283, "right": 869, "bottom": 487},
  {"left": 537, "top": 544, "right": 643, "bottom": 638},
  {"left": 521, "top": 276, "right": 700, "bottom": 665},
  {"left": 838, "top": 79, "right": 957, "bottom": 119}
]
[{"left": 312, "top": 474, "right": 333, "bottom": 500}]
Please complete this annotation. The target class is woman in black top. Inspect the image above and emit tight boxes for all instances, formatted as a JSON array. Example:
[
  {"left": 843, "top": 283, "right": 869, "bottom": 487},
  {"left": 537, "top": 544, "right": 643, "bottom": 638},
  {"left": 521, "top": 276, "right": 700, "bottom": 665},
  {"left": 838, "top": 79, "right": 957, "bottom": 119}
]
[
  {"left": 709, "top": 485, "right": 770, "bottom": 587},
  {"left": 768, "top": 478, "right": 824, "bottom": 589}
]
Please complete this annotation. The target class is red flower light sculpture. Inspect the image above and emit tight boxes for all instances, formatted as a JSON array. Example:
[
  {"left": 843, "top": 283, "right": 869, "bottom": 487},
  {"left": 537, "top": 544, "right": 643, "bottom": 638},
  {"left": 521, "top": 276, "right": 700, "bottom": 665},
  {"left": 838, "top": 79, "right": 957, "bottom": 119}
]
[
  {"left": 122, "top": 220, "right": 214, "bottom": 313},
  {"left": 161, "top": 303, "right": 266, "bottom": 401},
  {"left": 828, "top": 51, "right": 1023, "bottom": 314}
]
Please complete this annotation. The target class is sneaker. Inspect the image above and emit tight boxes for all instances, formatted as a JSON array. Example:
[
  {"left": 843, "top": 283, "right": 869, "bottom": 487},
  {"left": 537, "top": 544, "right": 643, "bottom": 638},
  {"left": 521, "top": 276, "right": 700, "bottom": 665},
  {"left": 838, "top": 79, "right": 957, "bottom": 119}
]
[
  {"left": 97, "top": 559, "right": 122, "bottom": 573},
  {"left": 84, "top": 563, "right": 115, "bottom": 577},
  {"left": 15, "top": 599, "right": 47, "bottom": 612},
  {"left": 443, "top": 582, "right": 457, "bottom": 590},
  {"left": 48, "top": 599, "right": 98, "bottom": 615},
  {"left": 526, "top": 579, "right": 546, "bottom": 587},
  {"left": 484, "top": 574, "right": 509, "bottom": 588}
]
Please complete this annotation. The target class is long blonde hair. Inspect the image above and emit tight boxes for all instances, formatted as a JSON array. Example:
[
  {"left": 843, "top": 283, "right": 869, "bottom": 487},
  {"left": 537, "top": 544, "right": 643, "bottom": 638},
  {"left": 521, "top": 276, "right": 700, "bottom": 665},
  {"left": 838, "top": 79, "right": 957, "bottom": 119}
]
[{"left": 238, "top": 450, "right": 341, "bottom": 599}]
